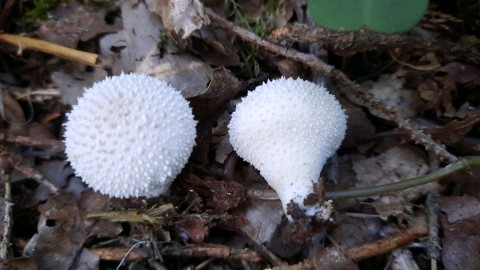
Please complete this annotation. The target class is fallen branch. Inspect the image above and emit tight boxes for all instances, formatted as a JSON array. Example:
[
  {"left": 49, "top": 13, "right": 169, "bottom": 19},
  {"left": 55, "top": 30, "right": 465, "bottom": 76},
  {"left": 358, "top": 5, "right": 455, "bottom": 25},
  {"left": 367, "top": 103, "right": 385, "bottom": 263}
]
[
  {"left": 0, "top": 33, "right": 100, "bottom": 67},
  {"left": 267, "top": 231, "right": 427, "bottom": 270},
  {"left": 270, "top": 24, "right": 479, "bottom": 65},
  {"left": 161, "top": 243, "right": 262, "bottom": 262}
]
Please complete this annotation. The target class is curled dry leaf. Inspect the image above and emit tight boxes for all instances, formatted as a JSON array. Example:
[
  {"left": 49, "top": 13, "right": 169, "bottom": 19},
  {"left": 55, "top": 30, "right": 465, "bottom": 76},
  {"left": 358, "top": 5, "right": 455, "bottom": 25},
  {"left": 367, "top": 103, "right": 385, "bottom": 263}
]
[
  {"left": 188, "top": 67, "right": 242, "bottom": 119},
  {"left": 146, "top": 0, "right": 210, "bottom": 39},
  {"left": 100, "top": 0, "right": 212, "bottom": 98},
  {"left": 424, "top": 114, "right": 480, "bottom": 144}
]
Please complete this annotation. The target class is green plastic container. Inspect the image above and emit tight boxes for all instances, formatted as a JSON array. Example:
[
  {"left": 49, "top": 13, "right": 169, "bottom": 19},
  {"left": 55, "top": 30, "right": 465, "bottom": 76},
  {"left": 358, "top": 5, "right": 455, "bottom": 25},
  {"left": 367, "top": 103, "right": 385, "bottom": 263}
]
[{"left": 308, "top": 0, "right": 429, "bottom": 33}]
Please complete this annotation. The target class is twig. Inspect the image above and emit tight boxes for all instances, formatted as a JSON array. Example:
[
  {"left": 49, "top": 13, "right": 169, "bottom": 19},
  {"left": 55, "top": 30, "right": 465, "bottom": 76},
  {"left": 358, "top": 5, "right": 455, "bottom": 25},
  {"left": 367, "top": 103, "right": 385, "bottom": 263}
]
[
  {"left": 0, "top": 133, "right": 63, "bottom": 149},
  {"left": 116, "top": 241, "right": 147, "bottom": 270},
  {"left": 205, "top": 8, "right": 333, "bottom": 75},
  {"left": 269, "top": 24, "right": 480, "bottom": 65},
  {"left": 90, "top": 246, "right": 150, "bottom": 262},
  {"left": 267, "top": 231, "right": 427, "bottom": 269},
  {"left": 161, "top": 243, "right": 262, "bottom": 262},
  {"left": 325, "top": 156, "right": 480, "bottom": 199},
  {"left": 266, "top": 259, "right": 315, "bottom": 270},
  {"left": 0, "top": 154, "right": 58, "bottom": 193},
  {"left": 0, "top": 172, "right": 12, "bottom": 261},
  {"left": 426, "top": 193, "right": 441, "bottom": 270},
  {"left": 206, "top": 8, "right": 457, "bottom": 162},
  {"left": 344, "top": 232, "right": 421, "bottom": 260},
  {"left": 0, "top": 33, "right": 100, "bottom": 67}
]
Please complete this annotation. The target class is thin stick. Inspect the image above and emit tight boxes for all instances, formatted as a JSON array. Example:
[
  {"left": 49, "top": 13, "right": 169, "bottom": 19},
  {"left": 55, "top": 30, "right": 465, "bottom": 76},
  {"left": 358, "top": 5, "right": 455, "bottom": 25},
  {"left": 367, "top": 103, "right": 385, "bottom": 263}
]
[
  {"left": 345, "top": 232, "right": 420, "bottom": 260},
  {"left": 325, "top": 156, "right": 480, "bottom": 199},
  {"left": 0, "top": 33, "right": 100, "bottom": 67},
  {"left": 0, "top": 173, "right": 12, "bottom": 260},
  {"left": 426, "top": 193, "right": 440, "bottom": 270}
]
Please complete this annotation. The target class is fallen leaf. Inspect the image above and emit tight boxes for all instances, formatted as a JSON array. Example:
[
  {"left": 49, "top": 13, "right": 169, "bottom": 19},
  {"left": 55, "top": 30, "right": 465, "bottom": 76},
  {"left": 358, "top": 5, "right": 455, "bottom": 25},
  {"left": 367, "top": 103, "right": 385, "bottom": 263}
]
[
  {"left": 352, "top": 146, "right": 433, "bottom": 218},
  {"left": 37, "top": 3, "right": 122, "bottom": 48},
  {"left": 359, "top": 72, "right": 423, "bottom": 120},
  {"left": 424, "top": 114, "right": 480, "bottom": 144},
  {"left": 438, "top": 62, "right": 480, "bottom": 84},
  {"left": 188, "top": 67, "right": 242, "bottom": 119},
  {"left": 241, "top": 197, "right": 284, "bottom": 245},
  {"left": 100, "top": 0, "right": 212, "bottom": 98},
  {"left": 440, "top": 192, "right": 480, "bottom": 270},
  {"left": 175, "top": 218, "right": 209, "bottom": 243},
  {"left": 313, "top": 246, "right": 358, "bottom": 270},
  {"left": 146, "top": 0, "right": 210, "bottom": 39},
  {"left": 439, "top": 195, "right": 480, "bottom": 224},
  {"left": 23, "top": 191, "right": 119, "bottom": 269}
]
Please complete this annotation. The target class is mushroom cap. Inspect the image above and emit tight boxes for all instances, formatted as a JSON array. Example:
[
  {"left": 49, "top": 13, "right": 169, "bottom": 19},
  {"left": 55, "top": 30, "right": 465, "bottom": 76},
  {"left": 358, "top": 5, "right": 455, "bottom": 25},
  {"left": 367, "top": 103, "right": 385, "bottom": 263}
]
[
  {"left": 228, "top": 77, "right": 346, "bottom": 217},
  {"left": 64, "top": 73, "right": 196, "bottom": 198}
]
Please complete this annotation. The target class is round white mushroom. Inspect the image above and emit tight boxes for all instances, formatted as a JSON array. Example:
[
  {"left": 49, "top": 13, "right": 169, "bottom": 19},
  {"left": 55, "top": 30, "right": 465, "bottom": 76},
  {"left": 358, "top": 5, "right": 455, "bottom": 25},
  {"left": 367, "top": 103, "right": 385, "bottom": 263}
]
[
  {"left": 228, "top": 77, "right": 346, "bottom": 220},
  {"left": 64, "top": 73, "right": 197, "bottom": 198}
]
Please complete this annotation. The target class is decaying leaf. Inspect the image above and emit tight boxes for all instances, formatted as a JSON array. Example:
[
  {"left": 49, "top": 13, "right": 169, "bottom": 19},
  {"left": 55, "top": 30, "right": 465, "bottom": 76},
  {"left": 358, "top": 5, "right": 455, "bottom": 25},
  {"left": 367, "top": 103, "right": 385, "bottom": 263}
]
[
  {"left": 440, "top": 196, "right": 480, "bottom": 270},
  {"left": 188, "top": 67, "right": 242, "bottom": 119},
  {"left": 241, "top": 197, "right": 284, "bottom": 245},
  {"left": 359, "top": 72, "right": 423, "bottom": 120},
  {"left": 313, "top": 246, "right": 358, "bottom": 270},
  {"left": 100, "top": 0, "right": 212, "bottom": 98},
  {"left": 352, "top": 146, "right": 433, "bottom": 218},
  {"left": 424, "top": 114, "right": 480, "bottom": 144},
  {"left": 23, "top": 191, "right": 120, "bottom": 269},
  {"left": 37, "top": 3, "right": 122, "bottom": 48},
  {"left": 439, "top": 196, "right": 480, "bottom": 224},
  {"left": 438, "top": 62, "right": 480, "bottom": 84},
  {"left": 146, "top": 0, "right": 210, "bottom": 39}
]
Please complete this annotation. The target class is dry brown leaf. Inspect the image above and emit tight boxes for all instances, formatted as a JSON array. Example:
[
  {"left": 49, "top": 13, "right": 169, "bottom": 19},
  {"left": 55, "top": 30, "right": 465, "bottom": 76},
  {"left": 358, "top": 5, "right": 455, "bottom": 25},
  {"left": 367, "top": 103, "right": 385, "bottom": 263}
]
[
  {"left": 439, "top": 196, "right": 480, "bottom": 270},
  {"left": 99, "top": 0, "right": 213, "bottom": 98},
  {"left": 438, "top": 62, "right": 480, "bottom": 84},
  {"left": 359, "top": 72, "right": 423, "bottom": 120},
  {"left": 188, "top": 67, "right": 242, "bottom": 119},
  {"left": 146, "top": 0, "right": 209, "bottom": 39},
  {"left": 439, "top": 196, "right": 480, "bottom": 223},
  {"left": 37, "top": 3, "right": 122, "bottom": 48},
  {"left": 352, "top": 146, "right": 433, "bottom": 218},
  {"left": 424, "top": 114, "right": 480, "bottom": 144}
]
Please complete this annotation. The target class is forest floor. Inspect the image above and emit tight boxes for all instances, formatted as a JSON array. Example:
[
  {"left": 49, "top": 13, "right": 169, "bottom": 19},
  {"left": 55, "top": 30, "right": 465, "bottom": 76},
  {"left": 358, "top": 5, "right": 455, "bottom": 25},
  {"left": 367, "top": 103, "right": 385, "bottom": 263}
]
[{"left": 0, "top": 0, "right": 480, "bottom": 269}]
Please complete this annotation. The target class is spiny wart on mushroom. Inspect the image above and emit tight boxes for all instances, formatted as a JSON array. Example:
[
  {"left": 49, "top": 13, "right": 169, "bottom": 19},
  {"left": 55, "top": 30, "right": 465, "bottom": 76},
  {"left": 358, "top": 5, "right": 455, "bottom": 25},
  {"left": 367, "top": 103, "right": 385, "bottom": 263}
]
[
  {"left": 64, "top": 73, "right": 197, "bottom": 198},
  {"left": 228, "top": 77, "right": 347, "bottom": 221}
]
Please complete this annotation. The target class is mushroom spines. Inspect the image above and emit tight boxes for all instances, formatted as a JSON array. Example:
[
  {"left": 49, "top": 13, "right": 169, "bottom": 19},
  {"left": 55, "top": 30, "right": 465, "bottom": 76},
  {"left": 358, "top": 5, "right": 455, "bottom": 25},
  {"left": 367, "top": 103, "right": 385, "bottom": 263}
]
[
  {"left": 228, "top": 77, "right": 346, "bottom": 218},
  {"left": 64, "top": 73, "right": 196, "bottom": 198}
]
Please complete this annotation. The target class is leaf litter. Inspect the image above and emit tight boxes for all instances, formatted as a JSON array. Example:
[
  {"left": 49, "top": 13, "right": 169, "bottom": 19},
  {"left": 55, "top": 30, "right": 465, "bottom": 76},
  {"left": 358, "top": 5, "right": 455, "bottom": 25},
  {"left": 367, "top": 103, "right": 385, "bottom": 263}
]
[{"left": 0, "top": 0, "right": 480, "bottom": 269}]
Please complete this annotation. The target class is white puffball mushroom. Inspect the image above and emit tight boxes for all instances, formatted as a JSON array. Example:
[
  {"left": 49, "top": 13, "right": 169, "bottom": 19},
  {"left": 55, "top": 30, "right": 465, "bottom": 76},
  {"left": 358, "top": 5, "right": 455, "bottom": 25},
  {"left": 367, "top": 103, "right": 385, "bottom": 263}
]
[
  {"left": 64, "top": 73, "right": 196, "bottom": 198},
  {"left": 228, "top": 77, "right": 346, "bottom": 220}
]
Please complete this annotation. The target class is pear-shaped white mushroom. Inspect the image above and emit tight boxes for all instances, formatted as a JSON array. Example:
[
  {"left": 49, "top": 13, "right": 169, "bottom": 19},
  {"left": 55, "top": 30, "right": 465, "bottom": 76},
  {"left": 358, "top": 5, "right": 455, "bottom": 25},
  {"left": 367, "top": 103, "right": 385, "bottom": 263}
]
[
  {"left": 228, "top": 77, "right": 346, "bottom": 219},
  {"left": 64, "top": 73, "right": 196, "bottom": 198}
]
